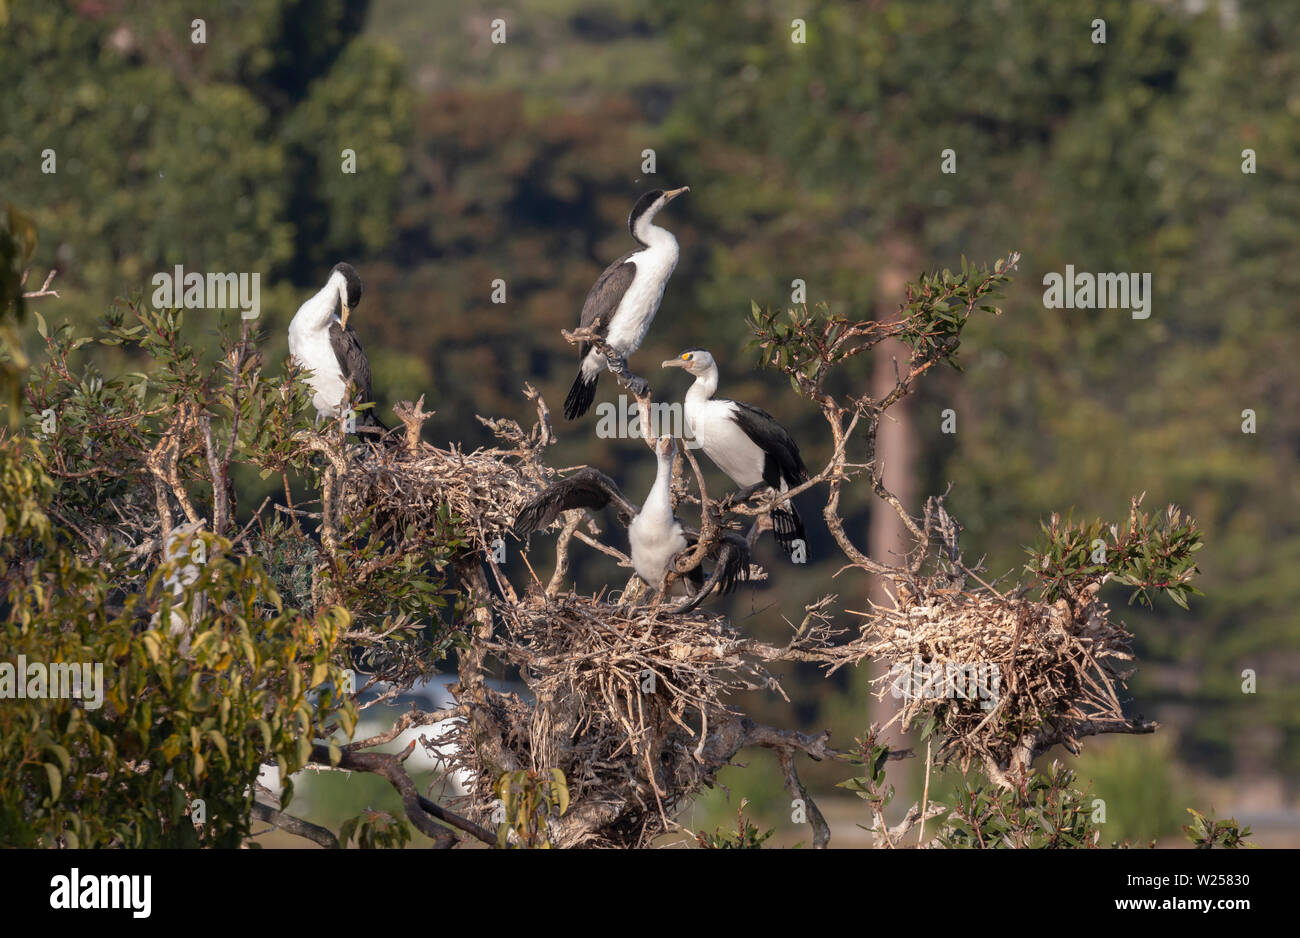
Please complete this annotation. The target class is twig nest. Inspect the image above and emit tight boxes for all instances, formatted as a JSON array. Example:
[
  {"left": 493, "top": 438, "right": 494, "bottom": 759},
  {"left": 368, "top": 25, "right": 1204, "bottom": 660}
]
[
  {"left": 336, "top": 438, "right": 542, "bottom": 556},
  {"left": 849, "top": 587, "right": 1135, "bottom": 774},
  {"left": 450, "top": 590, "right": 781, "bottom": 846}
]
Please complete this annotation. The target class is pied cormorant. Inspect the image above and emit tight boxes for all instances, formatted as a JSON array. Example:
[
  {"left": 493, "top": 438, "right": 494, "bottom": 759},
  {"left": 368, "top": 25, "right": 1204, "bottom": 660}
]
[
  {"left": 288, "top": 262, "right": 389, "bottom": 434},
  {"left": 663, "top": 349, "right": 809, "bottom": 558},
  {"left": 564, "top": 187, "right": 689, "bottom": 419},
  {"left": 514, "top": 436, "right": 748, "bottom": 611}
]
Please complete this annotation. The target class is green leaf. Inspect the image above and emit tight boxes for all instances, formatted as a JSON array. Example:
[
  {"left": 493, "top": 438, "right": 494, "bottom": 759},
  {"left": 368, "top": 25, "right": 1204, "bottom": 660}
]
[
  {"left": 45, "top": 742, "right": 71, "bottom": 773},
  {"left": 44, "top": 762, "right": 62, "bottom": 802},
  {"left": 550, "top": 767, "right": 569, "bottom": 816}
]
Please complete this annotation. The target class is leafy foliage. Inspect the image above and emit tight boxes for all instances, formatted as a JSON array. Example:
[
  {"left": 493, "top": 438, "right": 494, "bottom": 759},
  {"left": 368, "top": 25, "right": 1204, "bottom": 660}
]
[
  {"left": 339, "top": 808, "right": 412, "bottom": 849},
  {"left": 1182, "top": 808, "right": 1253, "bottom": 850},
  {"left": 937, "top": 763, "right": 1102, "bottom": 850},
  {"left": 694, "top": 799, "right": 775, "bottom": 849},
  {"left": 747, "top": 253, "right": 1019, "bottom": 400},
  {"left": 1025, "top": 500, "right": 1204, "bottom": 609},
  {"left": 1, "top": 293, "right": 464, "bottom": 846},
  {"left": 837, "top": 729, "right": 900, "bottom": 837},
  {"left": 0, "top": 438, "right": 357, "bottom": 846},
  {"left": 494, "top": 768, "right": 570, "bottom": 849}
]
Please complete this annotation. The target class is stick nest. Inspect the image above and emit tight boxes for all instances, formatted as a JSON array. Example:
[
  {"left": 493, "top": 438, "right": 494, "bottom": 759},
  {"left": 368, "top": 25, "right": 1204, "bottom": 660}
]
[
  {"left": 451, "top": 590, "right": 780, "bottom": 847},
  {"left": 849, "top": 582, "right": 1135, "bottom": 774},
  {"left": 337, "top": 440, "right": 541, "bottom": 556}
]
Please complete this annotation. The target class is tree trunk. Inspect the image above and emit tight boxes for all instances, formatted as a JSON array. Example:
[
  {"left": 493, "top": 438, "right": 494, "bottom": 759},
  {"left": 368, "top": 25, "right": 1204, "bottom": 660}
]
[{"left": 865, "top": 238, "right": 920, "bottom": 798}]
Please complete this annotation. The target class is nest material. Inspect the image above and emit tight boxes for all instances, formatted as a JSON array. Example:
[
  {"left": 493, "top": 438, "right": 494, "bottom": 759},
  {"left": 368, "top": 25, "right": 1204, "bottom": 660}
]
[
  {"left": 337, "top": 441, "right": 540, "bottom": 555},
  {"left": 450, "top": 590, "right": 778, "bottom": 847},
  {"left": 854, "top": 583, "right": 1134, "bottom": 775}
]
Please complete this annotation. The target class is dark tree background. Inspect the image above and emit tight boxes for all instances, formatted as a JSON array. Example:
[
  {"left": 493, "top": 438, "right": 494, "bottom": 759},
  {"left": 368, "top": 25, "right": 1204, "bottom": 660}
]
[{"left": 2, "top": 0, "right": 1296, "bottom": 845}]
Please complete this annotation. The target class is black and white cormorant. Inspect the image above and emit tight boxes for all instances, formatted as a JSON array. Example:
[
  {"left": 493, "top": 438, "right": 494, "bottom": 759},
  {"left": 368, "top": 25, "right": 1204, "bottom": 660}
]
[
  {"left": 563, "top": 187, "right": 689, "bottom": 419},
  {"left": 662, "top": 349, "right": 809, "bottom": 558},
  {"left": 288, "top": 262, "right": 389, "bottom": 433},
  {"left": 514, "top": 436, "right": 749, "bottom": 611}
]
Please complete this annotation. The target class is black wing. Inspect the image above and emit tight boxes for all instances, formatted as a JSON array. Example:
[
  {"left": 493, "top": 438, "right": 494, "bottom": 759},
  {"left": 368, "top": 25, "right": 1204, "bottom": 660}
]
[
  {"left": 770, "top": 504, "right": 806, "bottom": 559},
  {"left": 328, "top": 319, "right": 391, "bottom": 434},
  {"left": 673, "top": 531, "right": 751, "bottom": 613},
  {"left": 513, "top": 468, "right": 636, "bottom": 537},
  {"left": 328, "top": 320, "right": 374, "bottom": 403},
  {"left": 710, "top": 532, "right": 750, "bottom": 597},
  {"left": 576, "top": 252, "right": 638, "bottom": 360},
  {"left": 729, "top": 401, "right": 809, "bottom": 489}
]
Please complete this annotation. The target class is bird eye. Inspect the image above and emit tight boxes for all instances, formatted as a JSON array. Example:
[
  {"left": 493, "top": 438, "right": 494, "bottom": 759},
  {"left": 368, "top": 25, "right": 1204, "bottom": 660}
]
[{"left": 682, "top": 353, "right": 692, "bottom": 360}]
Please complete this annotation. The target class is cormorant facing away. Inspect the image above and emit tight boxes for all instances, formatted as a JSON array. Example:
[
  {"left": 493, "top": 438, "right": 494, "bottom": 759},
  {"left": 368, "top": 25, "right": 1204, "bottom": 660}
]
[
  {"left": 288, "top": 262, "right": 390, "bottom": 435},
  {"left": 662, "top": 349, "right": 809, "bottom": 559},
  {"left": 514, "top": 436, "right": 749, "bottom": 612},
  {"left": 564, "top": 187, "right": 689, "bottom": 420}
]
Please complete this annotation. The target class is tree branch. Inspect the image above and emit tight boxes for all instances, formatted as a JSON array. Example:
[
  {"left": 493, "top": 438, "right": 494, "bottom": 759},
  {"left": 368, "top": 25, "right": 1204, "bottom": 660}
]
[{"left": 251, "top": 793, "right": 340, "bottom": 848}]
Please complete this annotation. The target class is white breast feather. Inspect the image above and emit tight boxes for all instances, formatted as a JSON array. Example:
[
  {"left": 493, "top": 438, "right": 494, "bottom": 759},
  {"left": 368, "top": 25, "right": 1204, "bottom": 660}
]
[
  {"left": 289, "top": 302, "right": 348, "bottom": 417},
  {"left": 686, "top": 399, "right": 767, "bottom": 488},
  {"left": 627, "top": 512, "right": 688, "bottom": 586},
  {"left": 603, "top": 240, "right": 679, "bottom": 356}
]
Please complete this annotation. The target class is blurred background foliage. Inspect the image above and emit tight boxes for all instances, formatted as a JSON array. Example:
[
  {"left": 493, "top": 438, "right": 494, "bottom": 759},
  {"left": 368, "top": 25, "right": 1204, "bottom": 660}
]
[{"left": 2, "top": 0, "right": 1297, "bottom": 845}]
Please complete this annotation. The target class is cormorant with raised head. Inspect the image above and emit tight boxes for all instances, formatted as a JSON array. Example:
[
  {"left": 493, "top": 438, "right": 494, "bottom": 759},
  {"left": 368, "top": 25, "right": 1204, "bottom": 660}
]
[
  {"left": 288, "top": 262, "right": 389, "bottom": 435},
  {"left": 514, "top": 436, "right": 748, "bottom": 612},
  {"left": 662, "top": 349, "right": 809, "bottom": 559},
  {"left": 564, "top": 187, "right": 689, "bottom": 419}
]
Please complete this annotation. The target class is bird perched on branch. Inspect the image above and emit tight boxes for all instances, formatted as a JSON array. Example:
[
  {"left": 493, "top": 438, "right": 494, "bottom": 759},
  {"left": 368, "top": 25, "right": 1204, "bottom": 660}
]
[
  {"left": 564, "top": 187, "right": 689, "bottom": 419},
  {"left": 288, "top": 262, "right": 390, "bottom": 436},
  {"left": 514, "top": 436, "right": 749, "bottom": 611},
  {"left": 663, "top": 349, "right": 809, "bottom": 559}
]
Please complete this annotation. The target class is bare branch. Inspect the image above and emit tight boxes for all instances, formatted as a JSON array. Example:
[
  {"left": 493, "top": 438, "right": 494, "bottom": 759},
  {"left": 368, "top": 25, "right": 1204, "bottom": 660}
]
[
  {"left": 251, "top": 794, "right": 340, "bottom": 849},
  {"left": 21, "top": 267, "right": 60, "bottom": 299}
]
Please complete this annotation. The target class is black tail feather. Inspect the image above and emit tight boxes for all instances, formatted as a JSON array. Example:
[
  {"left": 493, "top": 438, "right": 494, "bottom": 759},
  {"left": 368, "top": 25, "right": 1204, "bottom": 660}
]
[
  {"left": 356, "top": 407, "right": 403, "bottom": 447},
  {"left": 771, "top": 503, "right": 807, "bottom": 560},
  {"left": 564, "top": 371, "right": 598, "bottom": 420}
]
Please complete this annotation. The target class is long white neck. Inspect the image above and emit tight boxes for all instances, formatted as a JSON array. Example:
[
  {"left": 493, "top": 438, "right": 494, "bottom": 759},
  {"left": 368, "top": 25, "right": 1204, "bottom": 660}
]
[
  {"left": 633, "top": 213, "right": 678, "bottom": 252},
  {"left": 294, "top": 272, "right": 345, "bottom": 332},
  {"left": 685, "top": 363, "right": 719, "bottom": 405},
  {"left": 640, "top": 451, "right": 675, "bottom": 529}
]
